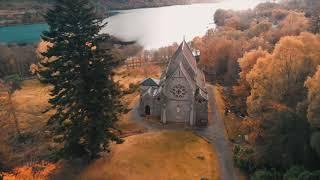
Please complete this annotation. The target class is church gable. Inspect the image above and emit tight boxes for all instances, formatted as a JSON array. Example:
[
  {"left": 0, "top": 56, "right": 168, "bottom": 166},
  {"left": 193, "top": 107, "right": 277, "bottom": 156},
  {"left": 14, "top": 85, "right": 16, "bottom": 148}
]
[
  {"left": 165, "top": 41, "right": 197, "bottom": 80},
  {"left": 163, "top": 63, "right": 195, "bottom": 100}
]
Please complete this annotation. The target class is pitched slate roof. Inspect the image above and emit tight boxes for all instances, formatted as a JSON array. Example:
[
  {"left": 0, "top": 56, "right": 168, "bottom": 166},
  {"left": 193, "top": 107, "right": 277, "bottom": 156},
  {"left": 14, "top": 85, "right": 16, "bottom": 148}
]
[
  {"left": 163, "top": 40, "right": 207, "bottom": 95},
  {"left": 166, "top": 40, "right": 197, "bottom": 77},
  {"left": 142, "top": 86, "right": 161, "bottom": 97},
  {"left": 140, "top": 78, "right": 160, "bottom": 87}
]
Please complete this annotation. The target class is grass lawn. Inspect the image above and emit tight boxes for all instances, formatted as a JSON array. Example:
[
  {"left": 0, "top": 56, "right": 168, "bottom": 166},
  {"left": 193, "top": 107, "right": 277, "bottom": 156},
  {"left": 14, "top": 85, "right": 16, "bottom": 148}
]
[{"left": 78, "top": 130, "right": 220, "bottom": 180}]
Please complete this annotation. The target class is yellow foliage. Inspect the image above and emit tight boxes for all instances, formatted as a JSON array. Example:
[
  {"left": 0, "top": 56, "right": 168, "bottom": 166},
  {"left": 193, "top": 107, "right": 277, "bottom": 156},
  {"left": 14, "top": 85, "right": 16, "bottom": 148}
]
[
  {"left": 305, "top": 66, "right": 320, "bottom": 128},
  {"left": 238, "top": 48, "right": 269, "bottom": 83},
  {"left": 246, "top": 33, "right": 320, "bottom": 117}
]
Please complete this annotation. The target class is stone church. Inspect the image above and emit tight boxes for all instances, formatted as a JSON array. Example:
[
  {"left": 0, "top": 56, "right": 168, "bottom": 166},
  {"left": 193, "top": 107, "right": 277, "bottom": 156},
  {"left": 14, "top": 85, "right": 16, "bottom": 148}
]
[{"left": 138, "top": 40, "right": 208, "bottom": 126}]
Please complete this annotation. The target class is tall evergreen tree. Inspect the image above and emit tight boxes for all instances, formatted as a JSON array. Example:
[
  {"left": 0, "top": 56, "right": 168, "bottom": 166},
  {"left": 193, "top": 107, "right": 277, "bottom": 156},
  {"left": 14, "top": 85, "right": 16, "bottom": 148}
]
[{"left": 40, "top": 0, "right": 122, "bottom": 159}]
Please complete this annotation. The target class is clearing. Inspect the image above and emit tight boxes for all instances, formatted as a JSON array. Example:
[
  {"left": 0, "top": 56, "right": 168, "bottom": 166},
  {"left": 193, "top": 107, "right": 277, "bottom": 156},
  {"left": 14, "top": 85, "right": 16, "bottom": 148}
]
[
  {"left": 51, "top": 131, "right": 220, "bottom": 180},
  {"left": 0, "top": 65, "right": 222, "bottom": 180}
]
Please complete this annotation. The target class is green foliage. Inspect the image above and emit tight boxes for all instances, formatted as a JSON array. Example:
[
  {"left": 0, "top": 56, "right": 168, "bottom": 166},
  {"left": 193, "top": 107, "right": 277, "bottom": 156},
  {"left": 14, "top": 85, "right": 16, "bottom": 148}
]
[
  {"left": 40, "top": 0, "right": 122, "bottom": 159},
  {"left": 310, "top": 131, "right": 320, "bottom": 158},
  {"left": 298, "top": 171, "right": 314, "bottom": 180},
  {"left": 47, "top": 149, "right": 64, "bottom": 162},
  {"left": 284, "top": 166, "right": 305, "bottom": 180},
  {"left": 256, "top": 110, "right": 311, "bottom": 170},
  {"left": 251, "top": 166, "right": 320, "bottom": 180},
  {"left": 123, "top": 83, "right": 139, "bottom": 95},
  {"left": 233, "top": 145, "right": 256, "bottom": 173},
  {"left": 295, "top": 170, "right": 320, "bottom": 180},
  {"left": 250, "top": 169, "right": 281, "bottom": 180}
]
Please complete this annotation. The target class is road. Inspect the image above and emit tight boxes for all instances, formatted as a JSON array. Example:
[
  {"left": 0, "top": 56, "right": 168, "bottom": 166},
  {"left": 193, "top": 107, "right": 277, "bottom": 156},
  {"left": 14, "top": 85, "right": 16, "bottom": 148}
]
[
  {"left": 129, "top": 85, "right": 237, "bottom": 180},
  {"left": 195, "top": 85, "right": 237, "bottom": 180}
]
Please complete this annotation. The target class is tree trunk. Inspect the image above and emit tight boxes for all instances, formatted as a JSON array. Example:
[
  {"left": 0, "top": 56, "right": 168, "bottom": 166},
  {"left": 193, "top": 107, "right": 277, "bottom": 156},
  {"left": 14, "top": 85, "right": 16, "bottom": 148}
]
[{"left": 8, "top": 93, "right": 21, "bottom": 136}]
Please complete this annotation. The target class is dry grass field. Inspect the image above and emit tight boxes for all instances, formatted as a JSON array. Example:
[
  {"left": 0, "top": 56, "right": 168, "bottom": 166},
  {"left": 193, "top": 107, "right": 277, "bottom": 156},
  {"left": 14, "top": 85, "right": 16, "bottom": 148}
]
[
  {"left": 0, "top": 80, "right": 54, "bottom": 168},
  {"left": 113, "top": 65, "right": 162, "bottom": 90},
  {"left": 76, "top": 131, "right": 219, "bottom": 180},
  {"left": 1, "top": 66, "right": 221, "bottom": 179}
]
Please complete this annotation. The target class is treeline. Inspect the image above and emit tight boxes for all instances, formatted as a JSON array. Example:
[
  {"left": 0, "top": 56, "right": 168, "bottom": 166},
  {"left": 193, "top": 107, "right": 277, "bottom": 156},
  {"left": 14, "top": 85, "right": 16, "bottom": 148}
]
[
  {"left": 100, "top": 0, "right": 219, "bottom": 10},
  {"left": 0, "top": 0, "right": 51, "bottom": 26},
  {"left": 0, "top": 37, "right": 141, "bottom": 80},
  {"left": 0, "top": 44, "right": 37, "bottom": 79},
  {"left": 190, "top": 0, "right": 320, "bottom": 178},
  {"left": 0, "top": 0, "right": 218, "bottom": 26}
]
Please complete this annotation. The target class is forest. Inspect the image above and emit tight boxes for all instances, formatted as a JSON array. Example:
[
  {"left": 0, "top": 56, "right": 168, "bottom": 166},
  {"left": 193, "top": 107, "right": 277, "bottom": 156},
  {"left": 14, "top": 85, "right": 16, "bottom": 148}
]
[
  {"left": 137, "top": 0, "right": 320, "bottom": 178},
  {"left": 189, "top": 0, "right": 320, "bottom": 178}
]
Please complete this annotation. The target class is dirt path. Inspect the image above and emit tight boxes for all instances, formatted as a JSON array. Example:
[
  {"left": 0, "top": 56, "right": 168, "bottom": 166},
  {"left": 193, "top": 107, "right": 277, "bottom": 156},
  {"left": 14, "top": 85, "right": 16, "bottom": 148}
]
[
  {"left": 195, "top": 84, "right": 237, "bottom": 180},
  {"left": 128, "top": 84, "right": 237, "bottom": 180}
]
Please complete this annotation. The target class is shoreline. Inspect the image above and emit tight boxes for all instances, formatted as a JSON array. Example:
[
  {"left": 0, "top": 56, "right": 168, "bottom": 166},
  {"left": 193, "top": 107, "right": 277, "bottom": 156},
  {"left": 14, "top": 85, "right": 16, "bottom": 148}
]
[
  {"left": 0, "top": 1, "right": 221, "bottom": 27},
  {"left": 108, "top": 1, "right": 221, "bottom": 11},
  {"left": 0, "top": 22, "right": 47, "bottom": 28}
]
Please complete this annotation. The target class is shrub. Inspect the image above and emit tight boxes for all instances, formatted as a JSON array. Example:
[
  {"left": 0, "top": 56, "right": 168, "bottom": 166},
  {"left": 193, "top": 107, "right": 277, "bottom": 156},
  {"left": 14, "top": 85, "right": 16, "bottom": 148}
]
[
  {"left": 284, "top": 166, "right": 305, "bottom": 180},
  {"left": 251, "top": 169, "right": 281, "bottom": 180},
  {"left": 298, "top": 171, "right": 313, "bottom": 180},
  {"left": 123, "top": 83, "right": 139, "bottom": 95},
  {"left": 233, "top": 145, "right": 256, "bottom": 173}
]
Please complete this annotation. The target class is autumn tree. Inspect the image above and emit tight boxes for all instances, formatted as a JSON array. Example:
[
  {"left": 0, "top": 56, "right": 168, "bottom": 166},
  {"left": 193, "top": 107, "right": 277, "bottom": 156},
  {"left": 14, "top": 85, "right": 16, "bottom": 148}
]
[
  {"left": 239, "top": 48, "right": 269, "bottom": 86},
  {"left": 0, "top": 45, "right": 14, "bottom": 78},
  {"left": 214, "top": 9, "right": 233, "bottom": 27},
  {"left": 305, "top": 67, "right": 320, "bottom": 158},
  {"left": 0, "top": 75, "right": 22, "bottom": 137},
  {"left": 199, "top": 30, "right": 249, "bottom": 84},
  {"left": 232, "top": 48, "right": 270, "bottom": 114},
  {"left": 254, "top": 2, "right": 280, "bottom": 18},
  {"left": 246, "top": 20, "right": 272, "bottom": 39},
  {"left": 305, "top": 66, "right": 320, "bottom": 128},
  {"left": 265, "top": 11, "right": 309, "bottom": 44},
  {"left": 247, "top": 33, "right": 320, "bottom": 117},
  {"left": 40, "top": 0, "right": 122, "bottom": 159}
]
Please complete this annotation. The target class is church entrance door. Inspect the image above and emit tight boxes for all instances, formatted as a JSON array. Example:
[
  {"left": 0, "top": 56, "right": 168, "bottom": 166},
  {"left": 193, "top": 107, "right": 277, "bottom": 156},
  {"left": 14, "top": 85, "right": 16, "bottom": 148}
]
[{"left": 145, "top": 105, "right": 151, "bottom": 115}]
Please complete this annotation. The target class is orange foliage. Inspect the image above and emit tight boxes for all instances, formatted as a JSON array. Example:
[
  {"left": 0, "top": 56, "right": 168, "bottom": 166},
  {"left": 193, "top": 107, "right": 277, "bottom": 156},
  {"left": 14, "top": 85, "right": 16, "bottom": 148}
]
[
  {"left": 2, "top": 162, "right": 57, "bottom": 180},
  {"left": 246, "top": 32, "right": 320, "bottom": 117},
  {"left": 199, "top": 30, "right": 248, "bottom": 84},
  {"left": 238, "top": 48, "right": 269, "bottom": 83},
  {"left": 265, "top": 11, "right": 309, "bottom": 44},
  {"left": 240, "top": 117, "right": 262, "bottom": 144}
]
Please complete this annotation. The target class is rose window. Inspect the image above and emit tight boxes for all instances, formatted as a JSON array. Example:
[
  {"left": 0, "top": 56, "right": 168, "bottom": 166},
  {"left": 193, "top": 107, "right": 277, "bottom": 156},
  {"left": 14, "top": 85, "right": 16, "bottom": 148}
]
[{"left": 170, "top": 84, "right": 187, "bottom": 98}]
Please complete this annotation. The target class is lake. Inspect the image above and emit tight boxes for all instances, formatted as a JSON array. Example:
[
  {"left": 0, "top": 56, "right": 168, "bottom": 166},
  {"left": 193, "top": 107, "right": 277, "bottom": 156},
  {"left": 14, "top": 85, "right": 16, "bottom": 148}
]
[
  {"left": 0, "top": 23, "right": 48, "bottom": 44},
  {"left": 0, "top": 0, "right": 268, "bottom": 49}
]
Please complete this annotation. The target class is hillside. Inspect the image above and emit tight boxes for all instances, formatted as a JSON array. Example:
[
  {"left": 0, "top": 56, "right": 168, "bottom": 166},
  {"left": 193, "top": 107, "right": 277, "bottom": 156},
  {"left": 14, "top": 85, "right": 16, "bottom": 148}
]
[
  {"left": 0, "top": 0, "right": 219, "bottom": 26},
  {"left": 100, "top": 0, "right": 220, "bottom": 9}
]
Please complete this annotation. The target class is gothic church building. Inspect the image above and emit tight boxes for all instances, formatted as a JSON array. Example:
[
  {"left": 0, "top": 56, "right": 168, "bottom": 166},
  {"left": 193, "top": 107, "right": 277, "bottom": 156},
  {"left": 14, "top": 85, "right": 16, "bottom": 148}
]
[{"left": 139, "top": 41, "right": 208, "bottom": 126}]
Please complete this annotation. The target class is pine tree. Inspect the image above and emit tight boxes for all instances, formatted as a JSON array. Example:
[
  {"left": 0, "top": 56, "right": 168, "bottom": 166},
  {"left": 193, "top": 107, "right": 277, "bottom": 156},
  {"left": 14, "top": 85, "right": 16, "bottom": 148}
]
[{"left": 40, "top": 0, "right": 122, "bottom": 159}]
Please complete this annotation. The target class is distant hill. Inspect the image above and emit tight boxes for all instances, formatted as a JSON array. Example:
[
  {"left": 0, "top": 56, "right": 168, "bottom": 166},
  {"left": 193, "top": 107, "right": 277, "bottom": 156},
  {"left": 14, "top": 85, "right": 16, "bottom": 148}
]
[{"left": 0, "top": 0, "right": 219, "bottom": 26}]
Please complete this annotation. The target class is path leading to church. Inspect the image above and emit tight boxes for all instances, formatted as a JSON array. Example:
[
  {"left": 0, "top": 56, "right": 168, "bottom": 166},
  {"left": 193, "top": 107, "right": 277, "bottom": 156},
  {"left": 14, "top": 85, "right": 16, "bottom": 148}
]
[
  {"left": 129, "top": 85, "right": 237, "bottom": 180},
  {"left": 195, "top": 85, "right": 237, "bottom": 180}
]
